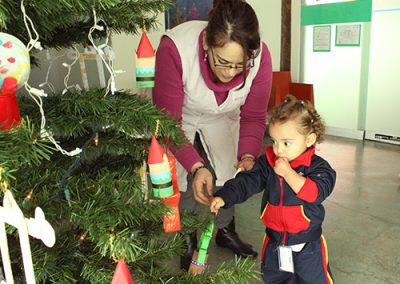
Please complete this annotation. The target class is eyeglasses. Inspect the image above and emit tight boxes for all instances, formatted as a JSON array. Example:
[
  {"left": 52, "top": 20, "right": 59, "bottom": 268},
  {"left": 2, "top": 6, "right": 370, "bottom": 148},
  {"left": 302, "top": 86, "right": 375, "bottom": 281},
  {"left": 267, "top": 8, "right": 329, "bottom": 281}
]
[{"left": 210, "top": 48, "right": 254, "bottom": 71}]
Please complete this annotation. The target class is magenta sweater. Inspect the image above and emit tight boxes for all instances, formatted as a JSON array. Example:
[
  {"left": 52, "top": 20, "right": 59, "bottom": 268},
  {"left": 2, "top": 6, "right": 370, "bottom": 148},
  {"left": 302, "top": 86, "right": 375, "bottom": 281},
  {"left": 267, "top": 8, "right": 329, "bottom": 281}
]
[{"left": 152, "top": 32, "right": 272, "bottom": 173}]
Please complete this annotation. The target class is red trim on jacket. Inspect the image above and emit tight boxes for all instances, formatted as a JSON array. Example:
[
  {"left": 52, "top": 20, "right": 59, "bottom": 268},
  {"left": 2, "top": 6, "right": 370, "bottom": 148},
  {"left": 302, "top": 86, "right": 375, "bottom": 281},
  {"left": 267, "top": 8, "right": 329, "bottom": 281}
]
[
  {"left": 265, "top": 146, "right": 315, "bottom": 169},
  {"left": 297, "top": 177, "right": 318, "bottom": 202},
  {"left": 260, "top": 203, "right": 311, "bottom": 234}
]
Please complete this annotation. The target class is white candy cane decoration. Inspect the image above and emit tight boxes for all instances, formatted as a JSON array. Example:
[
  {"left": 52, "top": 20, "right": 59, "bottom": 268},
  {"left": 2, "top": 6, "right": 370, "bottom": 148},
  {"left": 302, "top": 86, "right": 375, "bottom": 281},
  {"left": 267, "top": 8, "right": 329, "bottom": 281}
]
[{"left": 0, "top": 190, "right": 55, "bottom": 284}]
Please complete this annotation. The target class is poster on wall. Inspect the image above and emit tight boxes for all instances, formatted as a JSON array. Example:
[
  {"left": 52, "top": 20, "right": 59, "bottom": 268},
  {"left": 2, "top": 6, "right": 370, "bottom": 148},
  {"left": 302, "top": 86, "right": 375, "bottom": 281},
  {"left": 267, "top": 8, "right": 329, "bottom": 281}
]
[
  {"left": 165, "top": 0, "right": 213, "bottom": 30},
  {"left": 313, "top": 25, "right": 331, "bottom": 52},
  {"left": 336, "top": 24, "right": 361, "bottom": 46}
]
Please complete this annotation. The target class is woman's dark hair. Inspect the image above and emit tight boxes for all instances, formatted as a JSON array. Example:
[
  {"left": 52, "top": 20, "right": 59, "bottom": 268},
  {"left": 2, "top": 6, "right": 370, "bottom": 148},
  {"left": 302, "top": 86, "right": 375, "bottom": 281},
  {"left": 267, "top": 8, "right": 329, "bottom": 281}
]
[{"left": 206, "top": 0, "right": 260, "bottom": 85}]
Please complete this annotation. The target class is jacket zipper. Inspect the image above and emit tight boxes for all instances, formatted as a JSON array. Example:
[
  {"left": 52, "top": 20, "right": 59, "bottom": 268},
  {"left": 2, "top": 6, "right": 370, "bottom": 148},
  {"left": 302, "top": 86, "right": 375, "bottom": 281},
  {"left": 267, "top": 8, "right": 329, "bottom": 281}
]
[{"left": 279, "top": 176, "right": 287, "bottom": 245}]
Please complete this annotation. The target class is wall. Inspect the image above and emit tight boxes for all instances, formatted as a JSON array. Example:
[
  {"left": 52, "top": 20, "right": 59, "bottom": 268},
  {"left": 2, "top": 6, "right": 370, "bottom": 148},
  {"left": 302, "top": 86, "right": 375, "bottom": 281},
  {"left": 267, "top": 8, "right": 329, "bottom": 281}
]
[
  {"left": 111, "top": 1, "right": 282, "bottom": 93},
  {"left": 247, "top": 0, "right": 281, "bottom": 72},
  {"left": 301, "top": 0, "right": 372, "bottom": 140},
  {"left": 364, "top": 0, "right": 400, "bottom": 144}
]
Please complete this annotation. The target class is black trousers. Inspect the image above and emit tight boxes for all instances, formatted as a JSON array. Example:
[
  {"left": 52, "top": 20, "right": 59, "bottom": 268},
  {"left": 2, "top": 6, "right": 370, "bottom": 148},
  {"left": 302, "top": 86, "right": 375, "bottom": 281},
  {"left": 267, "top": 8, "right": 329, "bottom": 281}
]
[{"left": 179, "top": 132, "right": 234, "bottom": 229}]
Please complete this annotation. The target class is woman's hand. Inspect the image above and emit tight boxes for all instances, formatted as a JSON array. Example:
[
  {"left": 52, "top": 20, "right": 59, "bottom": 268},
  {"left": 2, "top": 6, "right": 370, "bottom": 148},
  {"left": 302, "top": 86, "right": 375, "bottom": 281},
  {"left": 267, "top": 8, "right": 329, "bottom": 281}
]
[
  {"left": 210, "top": 197, "right": 225, "bottom": 213},
  {"left": 191, "top": 165, "right": 213, "bottom": 205},
  {"left": 235, "top": 154, "right": 256, "bottom": 171}
]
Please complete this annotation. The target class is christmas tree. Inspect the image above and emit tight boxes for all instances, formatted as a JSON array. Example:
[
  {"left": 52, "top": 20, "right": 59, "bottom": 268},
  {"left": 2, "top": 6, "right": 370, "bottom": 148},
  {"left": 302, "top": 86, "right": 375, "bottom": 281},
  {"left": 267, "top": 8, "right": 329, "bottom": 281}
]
[{"left": 0, "top": 0, "right": 259, "bottom": 283}]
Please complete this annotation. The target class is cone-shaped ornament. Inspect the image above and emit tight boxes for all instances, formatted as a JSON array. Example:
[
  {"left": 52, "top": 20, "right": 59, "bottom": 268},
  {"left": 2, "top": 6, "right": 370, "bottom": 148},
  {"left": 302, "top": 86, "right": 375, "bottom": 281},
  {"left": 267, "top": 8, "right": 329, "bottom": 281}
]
[
  {"left": 110, "top": 260, "right": 134, "bottom": 284},
  {"left": 147, "top": 135, "right": 173, "bottom": 198},
  {"left": 135, "top": 32, "right": 155, "bottom": 88}
]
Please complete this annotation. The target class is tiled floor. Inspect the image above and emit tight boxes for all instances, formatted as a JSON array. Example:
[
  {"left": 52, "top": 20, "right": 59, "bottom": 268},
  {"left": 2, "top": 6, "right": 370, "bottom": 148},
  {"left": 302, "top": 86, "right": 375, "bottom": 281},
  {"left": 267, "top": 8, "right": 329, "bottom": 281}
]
[{"left": 206, "top": 136, "right": 400, "bottom": 283}]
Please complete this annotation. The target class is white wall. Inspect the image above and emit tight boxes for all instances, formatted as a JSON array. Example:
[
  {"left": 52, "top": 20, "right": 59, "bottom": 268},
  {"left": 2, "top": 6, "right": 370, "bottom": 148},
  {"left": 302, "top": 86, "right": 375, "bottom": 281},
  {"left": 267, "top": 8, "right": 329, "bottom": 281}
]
[
  {"left": 112, "top": 2, "right": 282, "bottom": 92},
  {"left": 364, "top": 0, "right": 400, "bottom": 143},
  {"left": 247, "top": 0, "right": 282, "bottom": 71},
  {"left": 112, "top": 13, "right": 165, "bottom": 93},
  {"left": 302, "top": 22, "right": 366, "bottom": 139},
  {"left": 299, "top": 0, "right": 400, "bottom": 144}
]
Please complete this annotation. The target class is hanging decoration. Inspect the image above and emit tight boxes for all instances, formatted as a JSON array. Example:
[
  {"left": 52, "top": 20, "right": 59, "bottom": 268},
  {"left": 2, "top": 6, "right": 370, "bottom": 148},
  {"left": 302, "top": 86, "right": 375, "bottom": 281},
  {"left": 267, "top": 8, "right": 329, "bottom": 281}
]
[
  {"left": 147, "top": 135, "right": 173, "bottom": 199},
  {"left": 161, "top": 138, "right": 181, "bottom": 232},
  {"left": 110, "top": 259, "right": 135, "bottom": 284},
  {"left": 189, "top": 219, "right": 214, "bottom": 275},
  {"left": 135, "top": 31, "right": 155, "bottom": 88},
  {"left": 0, "top": 32, "right": 30, "bottom": 130},
  {"left": 147, "top": 125, "right": 181, "bottom": 232},
  {"left": 0, "top": 175, "right": 56, "bottom": 284}
]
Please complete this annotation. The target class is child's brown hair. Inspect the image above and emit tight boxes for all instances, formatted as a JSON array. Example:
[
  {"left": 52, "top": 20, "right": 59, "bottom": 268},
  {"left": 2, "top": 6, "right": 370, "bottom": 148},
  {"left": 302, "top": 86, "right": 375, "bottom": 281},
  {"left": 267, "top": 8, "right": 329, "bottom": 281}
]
[{"left": 268, "top": 95, "right": 325, "bottom": 143}]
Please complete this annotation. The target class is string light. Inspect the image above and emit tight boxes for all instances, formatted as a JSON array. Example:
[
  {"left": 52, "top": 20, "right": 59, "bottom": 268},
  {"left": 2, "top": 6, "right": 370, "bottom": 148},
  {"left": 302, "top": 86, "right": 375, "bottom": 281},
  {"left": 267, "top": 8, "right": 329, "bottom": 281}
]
[
  {"left": 88, "top": 8, "right": 119, "bottom": 96},
  {"left": 25, "top": 191, "right": 33, "bottom": 200},
  {"left": 93, "top": 133, "right": 99, "bottom": 146}
]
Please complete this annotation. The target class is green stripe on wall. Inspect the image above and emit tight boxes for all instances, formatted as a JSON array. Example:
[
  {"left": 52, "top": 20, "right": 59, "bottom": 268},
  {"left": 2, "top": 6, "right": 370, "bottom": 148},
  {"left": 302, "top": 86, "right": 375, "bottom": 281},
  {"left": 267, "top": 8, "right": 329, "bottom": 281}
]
[{"left": 302, "top": 0, "right": 372, "bottom": 26}]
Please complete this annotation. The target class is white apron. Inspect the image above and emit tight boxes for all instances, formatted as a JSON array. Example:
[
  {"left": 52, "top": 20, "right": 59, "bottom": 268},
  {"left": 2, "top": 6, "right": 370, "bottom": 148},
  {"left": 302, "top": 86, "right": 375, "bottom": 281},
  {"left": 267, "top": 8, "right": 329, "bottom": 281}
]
[{"left": 165, "top": 21, "right": 262, "bottom": 191}]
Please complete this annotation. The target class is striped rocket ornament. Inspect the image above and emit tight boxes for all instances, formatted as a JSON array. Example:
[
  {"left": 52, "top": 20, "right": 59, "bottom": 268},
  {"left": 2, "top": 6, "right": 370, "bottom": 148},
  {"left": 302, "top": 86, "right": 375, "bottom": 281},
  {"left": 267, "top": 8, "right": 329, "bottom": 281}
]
[
  {"left": 147, "top": 135, "right": 173, "bottom": 198},
  {"left": 135, "top": 32, "right": 155, "bottom": 88}
]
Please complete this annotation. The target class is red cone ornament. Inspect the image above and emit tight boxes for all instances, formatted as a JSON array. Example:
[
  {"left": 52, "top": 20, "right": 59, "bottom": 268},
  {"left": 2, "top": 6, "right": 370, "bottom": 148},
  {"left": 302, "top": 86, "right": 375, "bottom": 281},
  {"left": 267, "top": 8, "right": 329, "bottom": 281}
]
[
  {"left": 110, "top": 260, "right": 134, "bottom": 284},
  {"left": 0, "top": 77, "right": 21, "bottom": 130}
]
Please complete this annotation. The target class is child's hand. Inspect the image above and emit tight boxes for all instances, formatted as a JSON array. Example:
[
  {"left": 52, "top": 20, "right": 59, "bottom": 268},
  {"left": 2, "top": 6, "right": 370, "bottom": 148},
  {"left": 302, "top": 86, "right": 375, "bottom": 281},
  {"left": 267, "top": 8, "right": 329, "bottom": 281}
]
[
  {"left": 273, "top": 157, "right": 291, "bottom": 177},
  {"left": 210, "top": 197, "right": 225, "bottom": 213}
]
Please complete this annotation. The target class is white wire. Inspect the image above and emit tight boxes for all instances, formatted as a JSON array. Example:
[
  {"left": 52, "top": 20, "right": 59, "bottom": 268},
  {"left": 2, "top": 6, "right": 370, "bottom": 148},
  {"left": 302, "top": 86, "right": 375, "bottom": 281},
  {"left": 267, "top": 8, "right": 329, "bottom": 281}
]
[
  {"left": 20, "top": 0, "right": 80, "bottom": 157},
  {"left": 20, "top": 0, "right": 42, "bottom": 51},
  {"left": 62, "top": 47, "right": 81, "bottom": 94},
  {"left": 39, "top": 51, "right": 68, "bottom": 93},
  {"left": 87, "top": 8, "right": 116, "bottom": 97},
  {"left": 25, "top": 83, "right": 81, "bottom": 157}
]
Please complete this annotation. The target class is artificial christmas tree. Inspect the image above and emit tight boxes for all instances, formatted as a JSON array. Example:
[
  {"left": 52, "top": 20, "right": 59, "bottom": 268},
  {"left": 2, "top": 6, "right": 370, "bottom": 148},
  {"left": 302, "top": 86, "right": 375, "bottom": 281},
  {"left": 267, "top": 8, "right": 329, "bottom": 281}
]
[{"left": 0, "top": 0, "right": 259, "bottom": 283}]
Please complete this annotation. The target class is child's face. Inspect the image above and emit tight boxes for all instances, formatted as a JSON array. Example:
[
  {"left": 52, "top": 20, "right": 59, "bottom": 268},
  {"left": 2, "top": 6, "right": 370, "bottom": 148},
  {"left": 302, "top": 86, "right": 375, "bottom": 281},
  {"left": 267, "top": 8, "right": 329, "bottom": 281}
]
[{"left": 269, "top": 120, "right": 316, "bottom": 162}]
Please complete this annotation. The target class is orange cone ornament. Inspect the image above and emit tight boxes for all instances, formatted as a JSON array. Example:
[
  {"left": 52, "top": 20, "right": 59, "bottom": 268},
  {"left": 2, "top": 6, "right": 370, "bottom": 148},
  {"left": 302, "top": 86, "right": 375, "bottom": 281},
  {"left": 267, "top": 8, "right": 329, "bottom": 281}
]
[{"left": 161, "top": 153, "right": 181, "bottom": 232}]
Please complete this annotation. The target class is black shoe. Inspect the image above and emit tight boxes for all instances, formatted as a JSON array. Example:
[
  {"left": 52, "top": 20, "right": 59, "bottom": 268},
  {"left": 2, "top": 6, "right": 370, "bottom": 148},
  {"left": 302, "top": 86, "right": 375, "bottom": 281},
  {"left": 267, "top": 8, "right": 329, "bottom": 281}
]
[
  {"left": 180, "top": 232, "right": 197, "bottom": 271},
  {"left": 215, "top": 217, "right": 258, "bottom": 258}
]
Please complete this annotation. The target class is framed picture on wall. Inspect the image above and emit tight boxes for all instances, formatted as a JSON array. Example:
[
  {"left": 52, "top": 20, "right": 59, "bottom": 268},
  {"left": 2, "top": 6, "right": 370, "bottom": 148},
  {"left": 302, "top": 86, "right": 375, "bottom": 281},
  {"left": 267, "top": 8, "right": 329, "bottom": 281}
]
[
  {"left": 335, "top": 24, "right": 361, "bottom": 46},
  {"left": 313, "top": 25, "right": 331, "bottom": 52},
  {"left": 165, "top": 0, "right": 213, "bottom": 30}
]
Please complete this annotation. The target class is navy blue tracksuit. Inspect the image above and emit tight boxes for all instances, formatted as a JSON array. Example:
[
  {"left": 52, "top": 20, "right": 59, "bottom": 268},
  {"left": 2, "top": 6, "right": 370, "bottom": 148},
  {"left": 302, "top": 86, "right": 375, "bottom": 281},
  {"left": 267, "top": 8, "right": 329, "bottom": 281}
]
[{"left": 215, "top": 146, "right": 336, "bottom": 283}]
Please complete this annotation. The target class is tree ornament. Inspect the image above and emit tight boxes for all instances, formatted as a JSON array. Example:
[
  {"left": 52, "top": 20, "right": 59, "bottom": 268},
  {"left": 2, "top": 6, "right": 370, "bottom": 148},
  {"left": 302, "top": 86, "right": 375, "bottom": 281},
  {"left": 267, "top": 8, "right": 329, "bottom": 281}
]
[
  {"left": 0, "top": 32, "right": 30, "bottom": 130},
  {"left": 0, "top": 77, "right": 21, "bottom": 130},
  {"left": 0, "top": 189, "right": 56, "bottom": 284},
  {"left": 111, "top": 259, "right": 134, "bottom": 284},
  {"left": 147, "top": 135, "right": 173, "bottom": 198},
  {"left": 135, "top": 31, "right": 155, "bottom": 88},
  {"left": 160, "top": 144, "right": 181, "bottom": 232},
  {"left": 189, "top": 219, "right": 214, "bottom": 275},
  {"left": 0, "top": 33, "right": 30, "bottom": 90}
]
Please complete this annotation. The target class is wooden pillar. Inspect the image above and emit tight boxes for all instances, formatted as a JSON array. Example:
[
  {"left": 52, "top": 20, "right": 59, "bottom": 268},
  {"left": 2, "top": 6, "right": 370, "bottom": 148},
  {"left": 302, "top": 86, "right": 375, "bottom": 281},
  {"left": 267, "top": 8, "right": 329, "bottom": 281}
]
[{"left": 280, "top": 0, "right": 291, "bottom": 71}]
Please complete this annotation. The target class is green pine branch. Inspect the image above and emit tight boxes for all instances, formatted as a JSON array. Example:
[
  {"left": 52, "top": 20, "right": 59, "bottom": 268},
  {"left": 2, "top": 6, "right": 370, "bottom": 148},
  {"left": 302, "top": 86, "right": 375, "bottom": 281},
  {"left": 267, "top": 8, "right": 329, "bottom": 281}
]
[
  {"left": 0, "top": 1, "right": 261, "bottom": 282},
  {"left": 0, "top": 0, "right": 172, "bottom": 49}
]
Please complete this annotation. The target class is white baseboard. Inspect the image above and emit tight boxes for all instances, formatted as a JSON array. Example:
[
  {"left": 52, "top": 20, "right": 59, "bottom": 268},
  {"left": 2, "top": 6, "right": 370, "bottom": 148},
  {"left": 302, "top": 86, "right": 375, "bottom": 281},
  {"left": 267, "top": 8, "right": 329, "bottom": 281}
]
[
  {"left": 365, "top": 131, "right": 400, "bottom": 145},
  {"left": 325, "top": 126, "right": 365, "bottom": 140}
]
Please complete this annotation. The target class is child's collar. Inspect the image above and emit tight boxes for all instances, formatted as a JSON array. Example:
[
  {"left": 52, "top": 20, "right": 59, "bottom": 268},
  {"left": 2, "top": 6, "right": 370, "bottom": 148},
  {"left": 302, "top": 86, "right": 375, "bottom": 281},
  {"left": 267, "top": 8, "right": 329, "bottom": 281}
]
[{"left": 265, "top": 146, "right": 315, "bottom": 168}]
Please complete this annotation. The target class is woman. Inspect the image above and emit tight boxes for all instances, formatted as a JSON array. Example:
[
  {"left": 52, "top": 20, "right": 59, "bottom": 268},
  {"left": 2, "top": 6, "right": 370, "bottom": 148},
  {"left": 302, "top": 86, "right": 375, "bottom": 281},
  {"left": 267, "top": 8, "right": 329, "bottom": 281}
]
[{"left": 152, "top": 0, "right": 272, "bottom": 270}]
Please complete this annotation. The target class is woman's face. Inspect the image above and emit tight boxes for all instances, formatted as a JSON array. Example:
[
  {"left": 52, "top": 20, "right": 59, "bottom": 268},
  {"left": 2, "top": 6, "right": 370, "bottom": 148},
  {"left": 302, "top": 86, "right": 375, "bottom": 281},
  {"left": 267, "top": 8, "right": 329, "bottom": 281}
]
[{"left": 205, "top": 40, "right": 246, "bottom": 83}]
